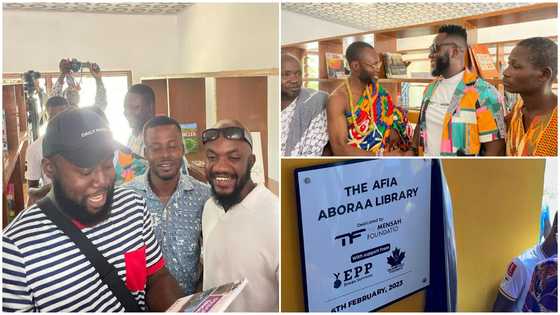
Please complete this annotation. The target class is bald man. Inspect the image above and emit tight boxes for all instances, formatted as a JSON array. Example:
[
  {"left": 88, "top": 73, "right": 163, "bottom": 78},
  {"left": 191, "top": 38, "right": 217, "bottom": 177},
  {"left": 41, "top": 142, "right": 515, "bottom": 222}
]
[
  {"left": 281, "top": 53, "right": 329, "bottom": 156},
  {"left": 328, "top": 41, "right": 411, "bottom": 156},
  {"left": 201, "top": 120, "right": 278, "bottom": 312}
]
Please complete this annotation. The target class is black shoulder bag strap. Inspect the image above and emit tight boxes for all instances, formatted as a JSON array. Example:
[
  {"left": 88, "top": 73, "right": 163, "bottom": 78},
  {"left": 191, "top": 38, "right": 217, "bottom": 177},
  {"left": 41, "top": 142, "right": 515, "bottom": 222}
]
[{"left": 37, "top": 197, "right": 142, "bottom": 312}]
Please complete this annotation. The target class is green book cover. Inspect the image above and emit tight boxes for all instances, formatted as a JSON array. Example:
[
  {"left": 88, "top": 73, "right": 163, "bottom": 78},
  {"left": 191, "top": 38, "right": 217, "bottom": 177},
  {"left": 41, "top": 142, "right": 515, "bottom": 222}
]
[{"left": 180, "top": 122, "right": 199, "bottom": 154}]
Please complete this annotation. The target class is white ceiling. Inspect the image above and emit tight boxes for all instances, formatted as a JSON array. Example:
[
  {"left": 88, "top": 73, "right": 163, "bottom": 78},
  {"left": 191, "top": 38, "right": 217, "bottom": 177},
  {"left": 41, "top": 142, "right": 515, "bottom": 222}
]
[
  {"left": 3, "top": 2, "right": 192, "bottom": 15},
  {"left": 282, "top": 2, "right": 531, "bottom": 31}
]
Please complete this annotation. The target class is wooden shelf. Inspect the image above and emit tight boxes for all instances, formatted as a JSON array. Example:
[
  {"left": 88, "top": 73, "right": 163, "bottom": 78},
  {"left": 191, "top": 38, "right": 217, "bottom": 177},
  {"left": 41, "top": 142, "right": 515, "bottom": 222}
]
[
  {"left": 3, "top": 132, "right": 28, "bottom": 191},
  {"left": 304, "top": 77, "right": 448, "bottom": 84},
  {"left": 141, "top": 68, "right": 278, "bottom": 81},
  {"left": 3, "top": 83, "right": 28, "bottom": 227}
]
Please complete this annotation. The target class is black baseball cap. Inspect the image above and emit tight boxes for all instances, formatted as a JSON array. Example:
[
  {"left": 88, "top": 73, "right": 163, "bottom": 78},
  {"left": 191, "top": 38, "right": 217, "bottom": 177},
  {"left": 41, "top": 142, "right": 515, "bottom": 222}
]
[{"left": 43, "top": 108, "right": 115, "bottom": 168}]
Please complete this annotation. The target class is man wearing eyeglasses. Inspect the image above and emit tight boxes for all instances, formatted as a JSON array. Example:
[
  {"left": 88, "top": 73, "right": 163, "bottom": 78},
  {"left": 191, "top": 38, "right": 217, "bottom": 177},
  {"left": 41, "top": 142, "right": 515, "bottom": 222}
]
[
  {"left": 201, "top": 120, "right": 279, "bottom": 312},
  {"left": 410, "top": 24, "right": 506, "bottom": 156},
  {"left": 327, "top": 41, "right": 411, "bottom": 156},
  {"left": 125, "top": 116, "right": 210, "bottom": 296}
]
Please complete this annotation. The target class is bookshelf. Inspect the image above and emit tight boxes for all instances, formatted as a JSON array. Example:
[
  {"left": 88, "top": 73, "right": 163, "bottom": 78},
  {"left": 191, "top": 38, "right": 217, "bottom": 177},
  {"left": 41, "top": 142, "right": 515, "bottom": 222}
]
[
  {"left": 282, "top": 2, "right": 558, "bottom": 122},
  {"left": 3, "top": 81, "right": 29, "bottom": 228}
]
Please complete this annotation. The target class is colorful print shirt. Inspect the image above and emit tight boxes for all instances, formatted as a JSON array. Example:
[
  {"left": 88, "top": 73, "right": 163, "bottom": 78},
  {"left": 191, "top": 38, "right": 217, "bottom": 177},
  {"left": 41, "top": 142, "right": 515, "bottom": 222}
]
[
  {"left": 506, "top": 98, "right": 557, "bottom": 156},
  {"left": 522, "top": 256, "right": 557, "bottom": 312},
  {"left": 125, "top": 171, "right": 211, "bottom": 295},
  {"left": 418, "top": 70, "right": 506, "bottom": 156},
  {"left": 114, "top": 149, "right": 148, "bottom": 186},
  {"left": 345, "top": 80, "right": 411, "bottom": 154}
]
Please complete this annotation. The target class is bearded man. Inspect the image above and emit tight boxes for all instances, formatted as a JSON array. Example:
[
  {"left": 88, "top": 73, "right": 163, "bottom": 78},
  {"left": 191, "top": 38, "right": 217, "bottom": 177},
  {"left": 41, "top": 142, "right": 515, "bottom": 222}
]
[{"left": 201, "top": 120, "right": 279, "bottom": 312}]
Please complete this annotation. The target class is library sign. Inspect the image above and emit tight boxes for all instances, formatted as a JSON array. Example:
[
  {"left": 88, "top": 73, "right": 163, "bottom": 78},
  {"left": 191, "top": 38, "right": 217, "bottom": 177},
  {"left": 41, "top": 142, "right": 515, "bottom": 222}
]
[{"left": 295, "top": 159, "right": 431, "bottom": 312}]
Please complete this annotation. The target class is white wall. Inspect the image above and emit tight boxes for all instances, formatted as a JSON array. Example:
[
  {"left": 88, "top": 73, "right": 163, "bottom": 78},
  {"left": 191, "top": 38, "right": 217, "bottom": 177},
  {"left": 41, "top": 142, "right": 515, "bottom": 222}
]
[
  {"left": 177, "top": 3, "right": 279, "bottom": 73},
  {"left": 3, "top": 5, "right": 280, "bottom": 183},
  {"left": 282, "top": 10, "right": 363, "bottom": 45},
  {"left": 177, "top": 3, "right": 279, "bottom": 182},
  {"left": 2, "top": 10, "right": 179, "bottom": 83}
]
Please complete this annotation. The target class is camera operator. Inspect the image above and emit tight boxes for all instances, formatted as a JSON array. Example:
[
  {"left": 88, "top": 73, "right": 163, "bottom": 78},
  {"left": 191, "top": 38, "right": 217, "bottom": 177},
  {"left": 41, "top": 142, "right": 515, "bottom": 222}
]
[
  {"left": 53, "top": 58, "right": 107, "bottom": 111},
  {"left": 25, "top": 96, "right": 71, "bottom": 206}
]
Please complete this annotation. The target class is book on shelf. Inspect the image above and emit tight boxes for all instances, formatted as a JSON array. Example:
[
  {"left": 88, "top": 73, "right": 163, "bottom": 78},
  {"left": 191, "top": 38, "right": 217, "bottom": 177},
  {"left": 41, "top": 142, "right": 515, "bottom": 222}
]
[
  {"left": 180, "top": 122, "right": 199, "bottom": 154},
  {"left": 382, "top": 52, "right": 408, "bottom": 79},
  {"left": 469, "top": 44, "right": 499, "bottom": 79},
  {"left": 166, "top": 278, "right": 248, "bottom": 312},
  {"left": 325, "top": 52, "right": 347, "bottom": 79}
]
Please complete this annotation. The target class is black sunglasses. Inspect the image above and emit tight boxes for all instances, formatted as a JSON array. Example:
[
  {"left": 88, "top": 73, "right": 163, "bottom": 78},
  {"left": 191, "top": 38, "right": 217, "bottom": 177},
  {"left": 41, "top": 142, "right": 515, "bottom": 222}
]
[
  {"left": 201, "top": 127, "right": 253, "bottom": 148},
  {"left": 429, "top": 42, "right": 459, "bottom": 54}
]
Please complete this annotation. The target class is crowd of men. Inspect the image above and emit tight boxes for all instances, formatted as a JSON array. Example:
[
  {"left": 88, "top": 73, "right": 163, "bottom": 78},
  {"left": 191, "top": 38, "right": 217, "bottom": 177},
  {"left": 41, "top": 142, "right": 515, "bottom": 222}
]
[
  {"left": 3, "top": 60, "right": 278, "bottom": 312},
  {"left": 281, "top": 24, "right": 558, "bottom": 157}
]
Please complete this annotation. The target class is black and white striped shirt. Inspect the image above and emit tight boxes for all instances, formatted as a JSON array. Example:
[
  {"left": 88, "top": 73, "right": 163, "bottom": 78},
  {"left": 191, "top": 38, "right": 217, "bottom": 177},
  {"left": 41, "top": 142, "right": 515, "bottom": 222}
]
[{"left": 2, "top": 187, "right": 165, "bottom": 312}]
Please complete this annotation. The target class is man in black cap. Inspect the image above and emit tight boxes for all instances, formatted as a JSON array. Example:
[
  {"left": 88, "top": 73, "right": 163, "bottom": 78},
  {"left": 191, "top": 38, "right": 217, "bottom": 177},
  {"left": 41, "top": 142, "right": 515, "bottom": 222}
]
[{"left": 2, "top": 108, "right": 183, "bottom": 312}]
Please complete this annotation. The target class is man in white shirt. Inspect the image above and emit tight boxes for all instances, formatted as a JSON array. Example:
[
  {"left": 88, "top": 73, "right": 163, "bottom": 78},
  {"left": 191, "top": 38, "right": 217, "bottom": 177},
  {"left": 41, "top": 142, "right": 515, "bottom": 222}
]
[
  {"left": 493, "top": 213, "right": 557, "bottom": 311},
  {"left": 411, "top": 24, "right": 506, "bottom": 156},
  {"left": 25, "top": 96, "right": 70, "bottom": 204},
  {"left": 124, "top": 84, "right": 156, "bottom": 157},
  {"left": 201, "top": 120, "right": 279, "bottom": 312}
]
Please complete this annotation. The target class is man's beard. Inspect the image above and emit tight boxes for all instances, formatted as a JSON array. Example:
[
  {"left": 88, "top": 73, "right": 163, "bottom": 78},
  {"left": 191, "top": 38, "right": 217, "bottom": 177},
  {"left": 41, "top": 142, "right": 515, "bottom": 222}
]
[
  {"left": 358, "top": 68, "right": 372, "bottom": 85},
  {"left": 431, "top": 52, "right": 450, "bottom": 77},
  {"left": 52, "top": 178, "right": 115, "bottom": 226},
  {"left": 210, "top": 161, "right": 252, "bottom": 211}
]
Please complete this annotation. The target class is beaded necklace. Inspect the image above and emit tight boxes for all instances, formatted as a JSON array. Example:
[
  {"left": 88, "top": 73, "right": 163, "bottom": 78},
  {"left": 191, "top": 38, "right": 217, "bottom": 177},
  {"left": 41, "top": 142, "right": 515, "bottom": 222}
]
[{"left": 344, "top": 79, "right": 381, "bottom": 137}]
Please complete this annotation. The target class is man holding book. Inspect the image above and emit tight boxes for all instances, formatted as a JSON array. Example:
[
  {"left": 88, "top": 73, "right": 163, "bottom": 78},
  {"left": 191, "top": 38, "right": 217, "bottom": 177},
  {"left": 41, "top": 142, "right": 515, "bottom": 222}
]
[
  {"left": 201, "top": 120, "right": 278, "bottom": 312},
  {"left": 327, "top": 41, "right": 411, "bottom": 156}
]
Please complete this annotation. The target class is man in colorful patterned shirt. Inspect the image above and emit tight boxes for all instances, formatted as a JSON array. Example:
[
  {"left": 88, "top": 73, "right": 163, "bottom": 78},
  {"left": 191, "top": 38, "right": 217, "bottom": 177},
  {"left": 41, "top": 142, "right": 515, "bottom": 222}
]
[
  {"left": 125, "top": 116, "right": 210, "bottom": 295},
  {"left": 2, "top": 108, "right": 183, "bottom": 312},
  {"left": 503, "top": 37, "right": 557, "bottom": 156},
  {"left": 411, "top": 24, "right": 506, "bottom": 156},
  {"left": 328, "top": 41, "right": 411, "bottom": 156},
  {"left": 281, "top": 53, "right": 330, "bottom": 156}
]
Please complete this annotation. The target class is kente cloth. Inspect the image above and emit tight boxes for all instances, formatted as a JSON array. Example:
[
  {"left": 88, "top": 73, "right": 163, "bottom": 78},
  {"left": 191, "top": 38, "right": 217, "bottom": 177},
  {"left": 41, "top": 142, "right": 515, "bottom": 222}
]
[
  {"left": 506, "top": 97, "right": 558, "bottom": 156},
  {"left": 344, "top": 80, "right": 410, "bottom": 154},
  {"left": 114, "top": 149, "right": 148, "bottom": 186}
]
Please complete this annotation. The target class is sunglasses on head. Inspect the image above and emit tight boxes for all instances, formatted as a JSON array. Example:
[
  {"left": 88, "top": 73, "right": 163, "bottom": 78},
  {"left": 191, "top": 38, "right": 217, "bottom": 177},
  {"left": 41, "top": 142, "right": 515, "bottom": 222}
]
[{"left": 201, "top": 127, "right": 253, "bottom": 148}]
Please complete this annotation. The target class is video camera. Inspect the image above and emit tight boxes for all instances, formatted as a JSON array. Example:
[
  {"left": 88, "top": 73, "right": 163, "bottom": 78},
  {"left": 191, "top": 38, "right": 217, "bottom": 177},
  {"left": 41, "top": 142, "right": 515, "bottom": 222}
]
[
  {"left": 23, "top": 70, "right": 41, "bottom": 94},
  {"left": 22, "top": 70, "right": 45, "bottom": 141},
  {"left": 65, "top": 58, "right": 100, "bottom": 73}
]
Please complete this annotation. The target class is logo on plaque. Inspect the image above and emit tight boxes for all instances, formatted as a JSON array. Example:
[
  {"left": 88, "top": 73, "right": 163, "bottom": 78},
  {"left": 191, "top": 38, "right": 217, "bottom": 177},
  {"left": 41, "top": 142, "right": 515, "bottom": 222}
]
[{"left": 387, "top": 248, "right": 406, "bottom": 273}]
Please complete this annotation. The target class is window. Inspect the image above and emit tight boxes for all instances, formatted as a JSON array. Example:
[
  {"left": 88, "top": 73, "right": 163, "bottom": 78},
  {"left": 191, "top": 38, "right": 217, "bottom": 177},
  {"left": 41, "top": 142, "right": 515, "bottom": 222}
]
[
  {"left": 23, "top": 71, "right": 132, "bottom": 145},
  {"left": 54, "top": 74, "right": 131, "bottom": 145},
  {"left": 304, "top": 52, "right": 319, "bottom": 90}
]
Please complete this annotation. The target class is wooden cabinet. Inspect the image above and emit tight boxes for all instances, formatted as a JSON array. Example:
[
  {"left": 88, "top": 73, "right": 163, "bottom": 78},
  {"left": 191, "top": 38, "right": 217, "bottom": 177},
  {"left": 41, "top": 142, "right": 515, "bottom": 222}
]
[
  {"left": 3, "top": 81, "right": 28, "bottom": 228},
  {"left": 141, "top": 69, "right": 278, "bottom": 194}
]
